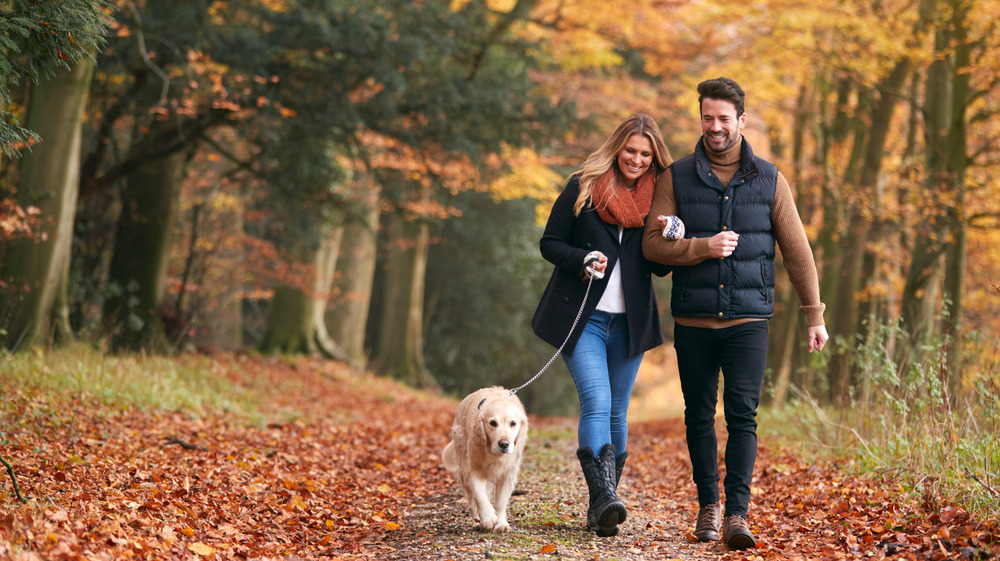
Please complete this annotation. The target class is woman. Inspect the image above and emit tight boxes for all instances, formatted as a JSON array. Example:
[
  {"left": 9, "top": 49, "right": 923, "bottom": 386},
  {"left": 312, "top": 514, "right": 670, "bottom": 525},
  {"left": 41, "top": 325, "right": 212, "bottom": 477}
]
[{"left": 532, "top": 113, "right": 676, "bottom": 537}]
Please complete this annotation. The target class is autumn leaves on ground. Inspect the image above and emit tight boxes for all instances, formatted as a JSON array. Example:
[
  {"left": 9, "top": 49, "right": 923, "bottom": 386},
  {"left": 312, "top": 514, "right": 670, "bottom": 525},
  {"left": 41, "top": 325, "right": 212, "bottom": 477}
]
[{"left": 1, "top": 354, "right": 997, "bottom": 560}]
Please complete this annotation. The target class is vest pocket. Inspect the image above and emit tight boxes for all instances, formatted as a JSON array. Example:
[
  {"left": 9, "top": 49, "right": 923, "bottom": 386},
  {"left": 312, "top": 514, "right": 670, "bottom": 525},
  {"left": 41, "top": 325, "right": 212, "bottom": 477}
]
[{"left": 760, "top": 258, "right": 769, "bottom": 304}]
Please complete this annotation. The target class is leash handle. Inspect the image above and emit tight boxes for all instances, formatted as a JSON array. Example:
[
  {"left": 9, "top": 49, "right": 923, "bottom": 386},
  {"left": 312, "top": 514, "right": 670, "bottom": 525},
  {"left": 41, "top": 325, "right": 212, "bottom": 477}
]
[{"left": 509, "top": 274, "right": 595, "bottom": 396}]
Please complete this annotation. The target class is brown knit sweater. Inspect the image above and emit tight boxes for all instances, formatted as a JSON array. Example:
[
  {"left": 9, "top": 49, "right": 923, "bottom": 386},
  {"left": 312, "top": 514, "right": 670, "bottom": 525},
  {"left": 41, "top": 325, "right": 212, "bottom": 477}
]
[{"left": 642, "top": 137, "right": 826, "bottom": 329}]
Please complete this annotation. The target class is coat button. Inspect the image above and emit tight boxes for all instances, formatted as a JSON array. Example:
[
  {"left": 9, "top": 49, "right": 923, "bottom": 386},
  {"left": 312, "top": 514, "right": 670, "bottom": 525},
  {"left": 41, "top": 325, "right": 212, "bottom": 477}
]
[
  {"left": 563, "top": 297, "right": 570, "bottom": 303},
  {"left": 722, "top": 226, "right": 728, "bottom": 230},
  {"left": 718, "top": 312, "right": 724, "bottom": 317},
  {"left": 724, "top": 196, "right": 729, "bottom": 200},
  {"left": 719, "top": 284, "right": 724, "bottom": 289}
]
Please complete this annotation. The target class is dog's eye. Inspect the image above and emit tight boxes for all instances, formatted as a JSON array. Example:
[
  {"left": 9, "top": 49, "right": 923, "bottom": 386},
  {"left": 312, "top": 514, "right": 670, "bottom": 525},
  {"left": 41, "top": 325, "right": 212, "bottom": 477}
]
[
  {"left": 490, "top": 420, "right": 498, "bottom": 427},
  {"left": 510, "top": 421, "right": 517, "bottom": 428}
]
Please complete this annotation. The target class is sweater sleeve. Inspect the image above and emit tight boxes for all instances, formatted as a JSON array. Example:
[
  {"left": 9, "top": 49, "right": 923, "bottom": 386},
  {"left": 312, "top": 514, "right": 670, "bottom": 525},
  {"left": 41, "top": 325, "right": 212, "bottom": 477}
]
[
  {"left": 642, "top": 170, "right": 713, "bottom": 266},
  {"left": 772, "top": 172, "right": 826, "bottom": 326}
]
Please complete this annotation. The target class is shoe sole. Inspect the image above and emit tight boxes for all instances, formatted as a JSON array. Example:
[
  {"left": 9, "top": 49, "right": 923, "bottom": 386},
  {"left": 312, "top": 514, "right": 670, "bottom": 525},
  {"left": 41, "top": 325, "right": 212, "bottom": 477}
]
[
  {"left": 725, "top": 533, "right": 756, "bottom": 550},
  {"left": 693, "top": 531, "right": 720, "bottom": 542},
  {"left": 596, "top": 502, "right": 626, "bottom": 536}
]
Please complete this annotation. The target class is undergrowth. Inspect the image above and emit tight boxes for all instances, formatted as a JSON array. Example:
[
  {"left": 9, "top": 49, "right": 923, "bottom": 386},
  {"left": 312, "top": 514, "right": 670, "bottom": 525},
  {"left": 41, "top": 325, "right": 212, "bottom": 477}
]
[{"left": 761, "top": 319, "right": 1000, "bottom": 525}]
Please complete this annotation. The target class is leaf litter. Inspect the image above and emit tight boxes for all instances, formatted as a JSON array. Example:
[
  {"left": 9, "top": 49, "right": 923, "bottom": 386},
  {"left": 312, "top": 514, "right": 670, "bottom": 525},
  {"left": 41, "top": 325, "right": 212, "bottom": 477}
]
[{"left": 0, "top": 354, "right": 996, "bottom": 560}]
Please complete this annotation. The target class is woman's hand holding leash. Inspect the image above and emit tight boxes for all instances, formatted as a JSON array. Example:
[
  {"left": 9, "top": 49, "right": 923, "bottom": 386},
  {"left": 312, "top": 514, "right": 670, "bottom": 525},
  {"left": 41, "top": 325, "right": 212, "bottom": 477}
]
[{"left": 584, "top": 252, "right": 608, "bottom": 280}]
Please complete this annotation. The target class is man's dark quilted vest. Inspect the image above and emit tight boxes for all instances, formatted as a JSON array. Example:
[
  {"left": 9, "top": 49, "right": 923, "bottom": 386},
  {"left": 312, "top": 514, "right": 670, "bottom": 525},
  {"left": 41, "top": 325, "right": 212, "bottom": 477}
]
[{"left": 670, "top": 138, "right": 778, "bottom": 319}]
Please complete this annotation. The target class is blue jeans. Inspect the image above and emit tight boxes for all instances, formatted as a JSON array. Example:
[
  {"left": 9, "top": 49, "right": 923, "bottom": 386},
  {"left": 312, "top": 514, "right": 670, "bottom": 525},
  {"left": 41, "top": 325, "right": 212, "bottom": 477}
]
[
  {"left": 563, "top": 310, "right": 643, "bottom": 457},
  {"left": 674, "top": 321, "right": 768, "bottom": 517}
]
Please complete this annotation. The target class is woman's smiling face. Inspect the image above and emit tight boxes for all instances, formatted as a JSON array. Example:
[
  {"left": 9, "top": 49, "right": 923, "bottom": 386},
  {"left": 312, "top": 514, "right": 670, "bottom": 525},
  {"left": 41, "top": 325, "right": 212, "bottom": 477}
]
[{"left": 616, "top": 134, "right": 654, "bottom": 187}]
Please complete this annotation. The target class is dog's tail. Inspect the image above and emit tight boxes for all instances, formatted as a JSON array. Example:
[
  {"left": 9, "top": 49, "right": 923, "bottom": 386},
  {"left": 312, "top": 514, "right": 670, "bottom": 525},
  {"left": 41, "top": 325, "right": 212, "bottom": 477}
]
[{"left": 441, "top": 441, "right": 459, "bottom": 472}]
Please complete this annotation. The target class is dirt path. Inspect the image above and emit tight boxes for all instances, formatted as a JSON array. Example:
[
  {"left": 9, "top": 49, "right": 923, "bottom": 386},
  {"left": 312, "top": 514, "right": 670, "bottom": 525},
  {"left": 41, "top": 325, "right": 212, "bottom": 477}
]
[
  {"left": 384, "top": 413, "right": 999, "bottom": 561},
  {"left": 382, "top": 417, "right": 720, "bottom": 561}
]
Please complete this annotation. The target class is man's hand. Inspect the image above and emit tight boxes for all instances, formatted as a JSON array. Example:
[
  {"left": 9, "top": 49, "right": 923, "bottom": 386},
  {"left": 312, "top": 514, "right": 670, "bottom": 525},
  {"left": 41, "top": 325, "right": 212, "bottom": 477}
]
[
  {"left": 707, "top": 231, "right": 740, "bottom": 258},
  {"left": 807, "top": 325, "right": 829, "bottom": 353}
]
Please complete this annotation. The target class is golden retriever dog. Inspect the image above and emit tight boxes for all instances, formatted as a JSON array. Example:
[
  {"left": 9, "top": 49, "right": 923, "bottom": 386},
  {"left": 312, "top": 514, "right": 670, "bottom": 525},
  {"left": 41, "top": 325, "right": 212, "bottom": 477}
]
[{"left": 441, "top": 386, "right": 528, "bottom": 532}]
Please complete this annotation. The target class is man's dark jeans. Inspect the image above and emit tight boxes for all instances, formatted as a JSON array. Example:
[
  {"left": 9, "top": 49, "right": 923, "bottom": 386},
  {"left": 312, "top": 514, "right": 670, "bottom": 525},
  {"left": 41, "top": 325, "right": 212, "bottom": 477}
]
[{"left": 674, "top": 321, "right": 768, "bottom": 517}]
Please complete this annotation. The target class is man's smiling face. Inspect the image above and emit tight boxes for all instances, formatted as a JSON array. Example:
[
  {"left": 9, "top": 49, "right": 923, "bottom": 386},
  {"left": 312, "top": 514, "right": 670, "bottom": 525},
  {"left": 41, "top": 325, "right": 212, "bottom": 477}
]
[{"left": 701, "top": 97, "right": 746, "bottom": 153}]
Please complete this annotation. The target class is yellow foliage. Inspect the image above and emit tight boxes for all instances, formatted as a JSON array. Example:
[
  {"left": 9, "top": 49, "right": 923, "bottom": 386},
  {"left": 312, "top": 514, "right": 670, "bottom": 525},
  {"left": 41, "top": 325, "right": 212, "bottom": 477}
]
[
  {"left": 451, "top": 0, "right": 516, "bottom": 12},
  {"left": 486, "top": 145, "right": 563, "bottom": 202}
]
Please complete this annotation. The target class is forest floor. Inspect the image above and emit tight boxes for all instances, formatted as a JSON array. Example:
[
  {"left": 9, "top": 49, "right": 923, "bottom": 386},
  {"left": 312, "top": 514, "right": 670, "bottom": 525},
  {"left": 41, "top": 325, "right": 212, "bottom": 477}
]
[{"left": 0, "top": 354, "right": 997, "bottom": 560}]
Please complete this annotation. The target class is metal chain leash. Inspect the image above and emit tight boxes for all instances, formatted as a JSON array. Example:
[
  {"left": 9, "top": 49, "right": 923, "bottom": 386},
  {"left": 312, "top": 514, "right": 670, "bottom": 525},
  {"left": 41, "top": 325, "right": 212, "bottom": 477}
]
[{"left": 509, "top": 273, "right": 596, "bottom": 396}]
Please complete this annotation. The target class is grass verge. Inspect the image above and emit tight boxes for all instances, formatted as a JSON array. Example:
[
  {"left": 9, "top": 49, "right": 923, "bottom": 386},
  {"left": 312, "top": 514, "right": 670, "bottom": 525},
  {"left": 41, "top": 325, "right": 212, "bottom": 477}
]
[{"left": 760, "top": 321, "right": 1000, "bottom": 526}]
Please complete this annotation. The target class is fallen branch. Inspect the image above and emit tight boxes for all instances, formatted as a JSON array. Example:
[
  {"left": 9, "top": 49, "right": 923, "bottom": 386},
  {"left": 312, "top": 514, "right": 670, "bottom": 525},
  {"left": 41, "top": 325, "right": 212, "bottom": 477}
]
[
  {"left": 164, "top": 436, "right": 208, "bottom": 451},
  {"left": 964, "top": 467, "right": 1000, "bottom": 497},
  {"left": 0, "top": 453, "right": 28, "bottom": 504}
]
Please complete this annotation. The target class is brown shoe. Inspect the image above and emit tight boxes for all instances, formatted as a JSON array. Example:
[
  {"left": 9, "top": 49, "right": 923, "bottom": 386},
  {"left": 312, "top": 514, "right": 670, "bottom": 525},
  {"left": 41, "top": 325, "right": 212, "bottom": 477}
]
[
  {"left": 692, "top": 501, "right": 722, "bottom": 541},
  {"left": 722, "top": 513, "right": 756, "bottom": 550}
]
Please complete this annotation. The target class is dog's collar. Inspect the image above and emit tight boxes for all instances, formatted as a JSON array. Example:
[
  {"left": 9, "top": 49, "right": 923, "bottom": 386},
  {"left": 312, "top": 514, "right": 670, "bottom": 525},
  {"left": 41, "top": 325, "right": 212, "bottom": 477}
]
[{"left": 478, "top": 398, "right": 487, "bottom": 410}]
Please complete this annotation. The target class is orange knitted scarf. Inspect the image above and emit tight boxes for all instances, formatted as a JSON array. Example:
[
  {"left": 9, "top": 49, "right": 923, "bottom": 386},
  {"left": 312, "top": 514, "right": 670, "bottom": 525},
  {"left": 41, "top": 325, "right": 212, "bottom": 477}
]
[{"left": 592, "top": 167, "right": 655, "bottom": 228}]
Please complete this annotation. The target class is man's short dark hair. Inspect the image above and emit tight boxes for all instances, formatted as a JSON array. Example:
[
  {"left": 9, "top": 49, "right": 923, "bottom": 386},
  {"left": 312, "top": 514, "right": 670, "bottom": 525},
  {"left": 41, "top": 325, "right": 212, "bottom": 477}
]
[{"left": 697, "top": 77, "right": 745, "bottom": 116}]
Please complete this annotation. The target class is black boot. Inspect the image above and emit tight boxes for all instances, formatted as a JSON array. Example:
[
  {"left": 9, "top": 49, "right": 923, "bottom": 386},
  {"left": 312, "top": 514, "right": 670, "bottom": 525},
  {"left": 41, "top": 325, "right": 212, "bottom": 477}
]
[
  {"left": 614, "top": 450, "right": 629, "bottom": 489},
  {"left": 577, "top": 444, "right": 627, "bottom": 537}
]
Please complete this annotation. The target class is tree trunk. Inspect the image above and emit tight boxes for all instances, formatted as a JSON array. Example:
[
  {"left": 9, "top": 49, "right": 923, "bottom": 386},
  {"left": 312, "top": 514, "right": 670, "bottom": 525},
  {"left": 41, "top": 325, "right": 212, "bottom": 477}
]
[
  {"left": 0, "top": 54, "right": 95, "bottom": 350},
  {"left": 373, "top": 205, "right": 436, "bottom": 389},
  {"left": 258, "top": 218, "right": 352, "bottom": 358},
  {"left": 939, "top": 0, "right": 971, "bottom": 393},
  {"left": 103, "top": 149, "right": 186, "bottom": 353},
  {"left": 259, "top": 284, "right": 317, "bottom": 355},
  {"left": 327, "top": 179, "right": 380, "bottom": 366},
  {"left": 900, "top": 0, "right": 969, "bottom": 368},
  {"left": 824, "top": 92, "right": 869, "bottom": 404},
  {"left": 313, "top": 221, "right": 354, "bottom": 363},
  {"left": 828, "top": 61, "right": 912, "bottom": 405},
  {"left": 768, "top": 272, "right": 800, "bottom": 406}
]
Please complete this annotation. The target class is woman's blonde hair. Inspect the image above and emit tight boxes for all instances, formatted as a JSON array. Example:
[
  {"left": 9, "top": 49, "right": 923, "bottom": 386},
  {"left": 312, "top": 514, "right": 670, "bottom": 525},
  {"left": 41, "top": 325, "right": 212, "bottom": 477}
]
[{"left": 572, "top": 113, "right": 672, "bottom": 216}]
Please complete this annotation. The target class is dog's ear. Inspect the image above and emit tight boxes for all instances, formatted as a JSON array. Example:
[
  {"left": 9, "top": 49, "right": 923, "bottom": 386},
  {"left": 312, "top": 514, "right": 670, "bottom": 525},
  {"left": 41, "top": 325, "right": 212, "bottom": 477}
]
[
  {"left": 474, "top": 408, "right": 489, "bottom": 448},
  {"left": 514, "top": 413, "right": 529, "bottom": 451}
]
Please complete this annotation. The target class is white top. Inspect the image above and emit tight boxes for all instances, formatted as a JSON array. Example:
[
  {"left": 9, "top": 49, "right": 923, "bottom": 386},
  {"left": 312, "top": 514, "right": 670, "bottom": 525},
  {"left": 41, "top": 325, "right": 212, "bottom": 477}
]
[{"left": 596, "top": 226, "right": 626, "bottom": 313}]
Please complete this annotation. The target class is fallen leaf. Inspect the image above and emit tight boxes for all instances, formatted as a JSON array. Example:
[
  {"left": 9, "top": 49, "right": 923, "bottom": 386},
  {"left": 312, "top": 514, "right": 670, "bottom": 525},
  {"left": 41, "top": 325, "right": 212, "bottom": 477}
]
[{"left": 188, "top": 542, "right": 216, "bottom": 556}]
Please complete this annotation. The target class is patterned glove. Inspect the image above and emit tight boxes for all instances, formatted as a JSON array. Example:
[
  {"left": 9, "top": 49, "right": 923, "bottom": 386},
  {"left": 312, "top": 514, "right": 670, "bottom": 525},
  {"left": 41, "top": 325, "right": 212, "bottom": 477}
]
[{"left": 660, "top": 215, "right": 685, "bottom": 240}]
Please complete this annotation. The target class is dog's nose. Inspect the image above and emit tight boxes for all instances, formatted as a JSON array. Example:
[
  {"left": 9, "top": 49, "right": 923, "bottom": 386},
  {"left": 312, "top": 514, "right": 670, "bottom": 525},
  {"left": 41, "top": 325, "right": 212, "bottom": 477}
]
[{"left": 498, "top": 439, "right": 510, "bottom": 452}]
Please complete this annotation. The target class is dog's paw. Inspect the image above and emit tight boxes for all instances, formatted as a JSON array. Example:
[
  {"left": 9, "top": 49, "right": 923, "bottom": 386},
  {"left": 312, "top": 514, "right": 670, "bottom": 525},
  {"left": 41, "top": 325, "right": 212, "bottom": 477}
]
[
  {"left": 492, "top": 519, "right": 511, "bottom": 533},
  {"left": 478, "top": 514, "right": 499, "bottom": 531}
]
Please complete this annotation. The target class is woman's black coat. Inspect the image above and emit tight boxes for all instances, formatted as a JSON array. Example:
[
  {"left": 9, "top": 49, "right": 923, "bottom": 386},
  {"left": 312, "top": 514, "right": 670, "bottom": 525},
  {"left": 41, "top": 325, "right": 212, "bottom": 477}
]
[{"left": 531, "top": 175, "right": 671, "bottom": 358}]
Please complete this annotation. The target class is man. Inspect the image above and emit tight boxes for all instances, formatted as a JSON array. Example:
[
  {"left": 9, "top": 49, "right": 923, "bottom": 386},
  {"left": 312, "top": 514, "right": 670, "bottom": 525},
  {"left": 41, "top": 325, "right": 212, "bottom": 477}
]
[{"left": 642, "top": 77, "right": 828, "bottom": 550}]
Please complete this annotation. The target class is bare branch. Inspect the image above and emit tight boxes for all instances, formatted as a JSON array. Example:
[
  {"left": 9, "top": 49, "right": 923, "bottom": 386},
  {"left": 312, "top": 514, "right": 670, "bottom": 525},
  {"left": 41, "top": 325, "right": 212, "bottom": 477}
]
[
  {"left": 963, "top": 467, "right": 1000, "bottom": 497},
  {"left": 1, "top": 454, "right": 28, "bottom": 504}
]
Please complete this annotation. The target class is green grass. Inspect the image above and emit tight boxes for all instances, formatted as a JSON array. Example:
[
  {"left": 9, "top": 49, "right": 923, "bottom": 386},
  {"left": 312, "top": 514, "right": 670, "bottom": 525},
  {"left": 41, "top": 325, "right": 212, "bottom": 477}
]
[
  {"left": 759, "top": 321, "right": 1000, "bottom": 525},
  {"left": 0, "top": 344, "right": 265, "bottom": 421}
]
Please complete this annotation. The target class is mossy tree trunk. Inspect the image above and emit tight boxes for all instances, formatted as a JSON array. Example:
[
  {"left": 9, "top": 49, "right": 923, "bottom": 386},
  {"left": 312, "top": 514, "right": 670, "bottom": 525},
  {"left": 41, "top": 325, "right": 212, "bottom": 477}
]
[
  {"left": 373, "top": 197, "right": 436, "bottom": 389},
  {"left": 103, "top": 148, "right": 186, "bottom": 353},
  {"left": 327, "top": 177, "right": 380, "bottom": 367},
  {"left": 0, "top": 53, "right": 95, "bottom": 350}
]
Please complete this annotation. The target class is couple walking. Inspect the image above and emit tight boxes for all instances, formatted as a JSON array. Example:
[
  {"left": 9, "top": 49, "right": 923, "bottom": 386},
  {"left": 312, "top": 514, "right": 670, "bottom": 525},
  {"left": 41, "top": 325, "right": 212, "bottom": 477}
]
[{"left": 531, "top": 77, "right": 829, "bottom": 549}]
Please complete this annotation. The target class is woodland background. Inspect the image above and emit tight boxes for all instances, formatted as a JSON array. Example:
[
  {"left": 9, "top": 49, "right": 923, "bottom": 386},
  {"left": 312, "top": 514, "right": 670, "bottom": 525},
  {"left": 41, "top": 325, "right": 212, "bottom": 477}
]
[{"left": 1, "top": 0, "right": 999, "bottom": 479}]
